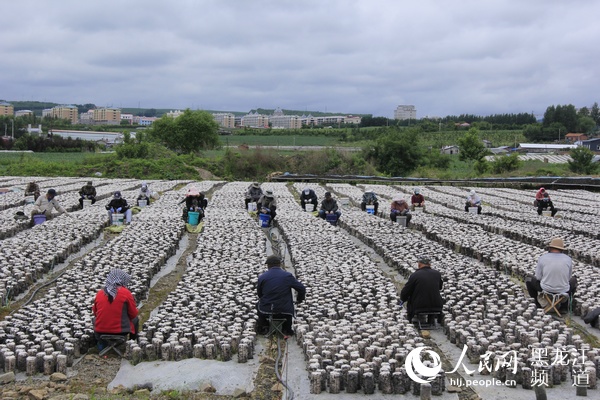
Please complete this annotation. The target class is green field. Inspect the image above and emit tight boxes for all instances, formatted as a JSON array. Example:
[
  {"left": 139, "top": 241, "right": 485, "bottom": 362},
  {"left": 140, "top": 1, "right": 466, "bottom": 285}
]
[
  {"left": 0, "top": 152, "right": 111, "bottom": 163},
  {"left": 220, "top": 135, "right": 342, "bottom": 147}
]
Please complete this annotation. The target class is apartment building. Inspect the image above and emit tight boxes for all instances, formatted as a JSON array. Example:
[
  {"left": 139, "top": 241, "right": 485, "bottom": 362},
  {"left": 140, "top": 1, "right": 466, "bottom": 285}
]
[
  {"left": 93, "top": 108, "right": 121, "bottom": 125},
  {"left": 213, "top": 113, "right": 236, "bottom": 128},
  {"left": 241, "top": 111, "right": 269, "bottom": 128},
  {"left": 0, "top": 102, "right": 14, "bottom": 116},
  {"left": 394, "top": 105, "right": 416, "bottom": 120},
  {"left": 270, "top": 108, "right": 302, "bottom": 129},
  {"left": 51, "top": 105, "right": 79, "bottom": 124},
  {"left": 79, "top": 110, "right": 95, "bottom": 123},
  {"left": 121, "top": 113, "right": 134, "bottom": 125},
  {"left": 134, "top": 116, "right": 158, "bottom": 126},
  {"left": 15, "top": 110, "right": 33, "bottom": 117},
  {"left": 301, "top": 114, "right": 362, "bottom": 127}
]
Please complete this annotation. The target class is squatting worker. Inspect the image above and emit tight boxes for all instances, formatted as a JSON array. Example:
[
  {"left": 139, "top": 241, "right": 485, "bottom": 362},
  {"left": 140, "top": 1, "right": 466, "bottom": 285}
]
[
  {"left": 258, "top": 190, "right": 277, "bottom": 223},
  {"left": 361, "top": 188, "right": 379, "bottom": 214},
  {"left": 526, "top": 237, "right": 577, "bottom": 308},
  {"left": 256, "top": 255, "right": 306, "bottom": 338},
  {"left": 78, "top": 180, "right": 97, "bottom": 209},
  {"left": 25, "top": 181, "right": 41, "bottom": 200},
  {"left": 245, "top": 182, "right": 263, "bottom": 210},
  {"left": 464, "top": 190, "right": 482, "bottom": 214},
  {"left": 31, "top": 189, "right": 68, "bottom": 220},
  {"left": 411, "top": 188, "right": 425, "bottom": 211},
  {"left": 318, "top": 191, "right": 341, "bottom": 220},
  {"left": 300, "top": 187, "right": 318, "bottom": 212},
  {"left": 390, "top": 196, "right": 412, "bottom": 225},
  {"left": 400, "top": 255, "right": 444, "bottom": 323},
  {"left": 93, "top": 269, "right": 139, "bottom": 350}
]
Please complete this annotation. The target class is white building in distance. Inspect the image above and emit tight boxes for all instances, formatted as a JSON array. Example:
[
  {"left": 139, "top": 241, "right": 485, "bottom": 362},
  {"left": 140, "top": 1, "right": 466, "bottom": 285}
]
[
  {"left": 270, "top": 108, "right": 302, "bottom": 129},
  {"left": 394, "top": 105, "right": 416, "bottom": 120},
  {"left": 213, "top": 113, "right": 236, "bottom": 128},
  {"left": 241, "top": 111, "right": 269, "bottom": 128}
]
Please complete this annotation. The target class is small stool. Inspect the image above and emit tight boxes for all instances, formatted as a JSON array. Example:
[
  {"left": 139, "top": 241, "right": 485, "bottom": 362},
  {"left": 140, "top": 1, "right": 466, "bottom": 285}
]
[
  {"left": 414, "top": 312, "right": 442, "bottom": 330},
  {"left": 541, "top": 292, "right": 569, "bottom": 317},
  {"left": 99, "top": 335, "right": 127, "bottom": 356},
  {"left": 266, "top": 317, "right": 287, "bottom": 339}
]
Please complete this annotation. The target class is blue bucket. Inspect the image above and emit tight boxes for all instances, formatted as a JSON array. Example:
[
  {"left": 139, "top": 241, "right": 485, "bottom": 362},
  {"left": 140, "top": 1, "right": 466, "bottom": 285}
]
[
  {"left": 326, "top": 213, "right": 339, "bottom": 225},
  {"left": 33, "top": 214, "right": 46, "bottom": 225},
  {"left": 188, "top": 211, "right": 200, "bottom": 225},
  {"left": 258, "top": 213, "right": 270, "bottom": 227},
  {"left": 366, "top": 205, "right": 375, "bottom": 214}
]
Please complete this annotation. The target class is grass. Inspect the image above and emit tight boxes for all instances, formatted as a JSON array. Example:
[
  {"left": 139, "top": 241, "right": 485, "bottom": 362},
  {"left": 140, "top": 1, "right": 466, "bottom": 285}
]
[
  {"left": 0, "top": 151, "right": 111, "bottom": 163},
  {"left": 412, "top": 157, "right": 574, "bottom": 180},
  {"left": 220, "top": 134, "right": 342, "bottom": 147}
]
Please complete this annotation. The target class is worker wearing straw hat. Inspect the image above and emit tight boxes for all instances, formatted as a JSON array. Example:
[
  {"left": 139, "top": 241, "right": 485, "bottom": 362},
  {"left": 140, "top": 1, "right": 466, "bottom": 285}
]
[{"left": 526, "top": 237, "right": 577, "bottom": 308}]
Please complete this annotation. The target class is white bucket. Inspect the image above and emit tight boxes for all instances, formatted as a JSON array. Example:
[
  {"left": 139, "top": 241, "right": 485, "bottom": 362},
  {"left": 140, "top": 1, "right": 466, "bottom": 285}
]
[
  {"left": 413, "top": 207, "right": 423, "bottom": 213},
  {"left": 82, "top": 199, "right": 92, "bottom": 208},
  {"left": 247, "top": 202, "right": 257, "bottom": 212},
  {"left": 542, "top": 210, "right": 552, "bottom": 217},
  {"left": 366, "top": 205, "right": 375, "bottom": 214},
  {"left": 339, "top": 197, "right": 349, "bottom": 206},
  {"left": 25, "top": 195, "right": 35, "bottom": 205},
  {"left": 468, "top": 207, "right": 479, "bottom": 214},
  {"left": 396, "top": 216, "right": 407, "bottom": 227},
  {"left": 138, "top": 199, "right": 148, "bottom": 208},
  {"left": 111, "top": 213, "right": 124, "bottom": 226}
]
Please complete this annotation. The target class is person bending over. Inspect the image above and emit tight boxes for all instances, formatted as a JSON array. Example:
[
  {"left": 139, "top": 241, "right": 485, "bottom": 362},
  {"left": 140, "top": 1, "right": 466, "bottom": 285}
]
[{"left": 31, "top": 189, "right": 68, "bottom": 221}]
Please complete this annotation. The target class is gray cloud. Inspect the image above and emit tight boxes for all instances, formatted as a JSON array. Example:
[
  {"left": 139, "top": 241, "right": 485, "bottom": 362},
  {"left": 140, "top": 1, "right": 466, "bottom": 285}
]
[{"left": 1, "top": 0, "right": 598, "bottom": 118}]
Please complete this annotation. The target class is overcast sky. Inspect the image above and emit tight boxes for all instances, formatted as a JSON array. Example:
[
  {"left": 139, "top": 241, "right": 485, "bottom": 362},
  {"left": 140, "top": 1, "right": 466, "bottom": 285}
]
[{"left": 2, "top": 0, "right": 598, "bottom": 118}]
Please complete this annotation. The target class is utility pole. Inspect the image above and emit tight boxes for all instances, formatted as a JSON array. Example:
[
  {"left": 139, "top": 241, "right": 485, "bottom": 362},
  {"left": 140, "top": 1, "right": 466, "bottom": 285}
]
[{"left": 11, "top": 119, "right": 14, "bottom": 139}]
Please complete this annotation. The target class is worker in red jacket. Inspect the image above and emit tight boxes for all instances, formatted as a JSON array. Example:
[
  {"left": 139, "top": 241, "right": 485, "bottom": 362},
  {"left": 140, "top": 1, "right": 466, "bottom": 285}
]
[{"left": 93, "top": 269, "right": 139, "bottom": 350}]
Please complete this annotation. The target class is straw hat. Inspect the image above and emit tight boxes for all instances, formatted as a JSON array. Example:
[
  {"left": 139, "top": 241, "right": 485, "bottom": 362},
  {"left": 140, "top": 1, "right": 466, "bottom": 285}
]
[{"left": 547, "top": 237, "right": 566, "bottom": 251}]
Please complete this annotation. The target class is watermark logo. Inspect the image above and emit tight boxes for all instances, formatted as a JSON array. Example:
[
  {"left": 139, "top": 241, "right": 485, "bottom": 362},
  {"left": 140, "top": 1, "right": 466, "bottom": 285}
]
[
  {"left": 404, "top": 344, "right": 590, "bottom": 388},
  {"left": 405, "top": 347, "right": 442, "bottom": 384}
]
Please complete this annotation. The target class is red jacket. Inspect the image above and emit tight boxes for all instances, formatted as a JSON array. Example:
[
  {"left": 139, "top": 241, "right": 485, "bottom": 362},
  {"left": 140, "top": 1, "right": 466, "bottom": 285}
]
[{"left": 93, "top": 287, "right": 138, "bottom": 334}]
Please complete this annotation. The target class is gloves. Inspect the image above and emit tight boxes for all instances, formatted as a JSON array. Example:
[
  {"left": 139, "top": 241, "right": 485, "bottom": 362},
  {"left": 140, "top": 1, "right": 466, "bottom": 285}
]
[
  {"left": 117, "top": 207, "right": 122, "bottom": 212},
  {"left": 398, "top": 300, "right": 404, "bottom": 308}
]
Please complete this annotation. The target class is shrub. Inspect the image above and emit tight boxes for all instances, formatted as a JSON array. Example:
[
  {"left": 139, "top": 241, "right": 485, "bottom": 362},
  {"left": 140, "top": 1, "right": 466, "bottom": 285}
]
[{"left": 491, "top": 153, "right": 521, "bottom": 174}]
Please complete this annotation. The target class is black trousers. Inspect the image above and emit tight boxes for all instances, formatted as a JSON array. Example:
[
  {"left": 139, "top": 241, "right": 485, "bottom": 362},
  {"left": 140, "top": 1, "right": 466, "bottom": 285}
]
[
  {"left": 390, "top": 211, "right": 412, "bottom": 224},
  {"left": 537, "top": 201, "right": 556, "bottom": 216},
  {"left": 465, "top": 203, "right": 482, "bottom": 214},
  {"left": 525, "top": 276, "right": 577, "bottom": 307},
  {"left": 79, "top": 196, "right": 96, "bottom": 209}
]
